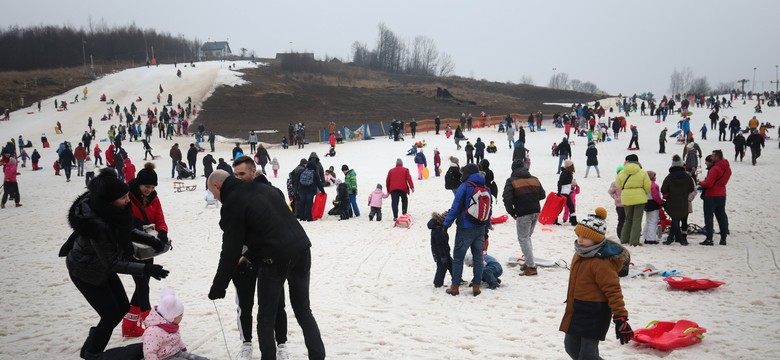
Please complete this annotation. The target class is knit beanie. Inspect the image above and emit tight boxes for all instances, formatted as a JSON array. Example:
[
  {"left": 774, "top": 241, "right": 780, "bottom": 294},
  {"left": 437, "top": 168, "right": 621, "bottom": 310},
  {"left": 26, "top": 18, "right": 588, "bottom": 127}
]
[
  {"left": 575, "top": 207, "right": 608, "bottom": 243},
  {"left": 157, "top": 288, "right": 184, "bottom": 322},
  {"left": 94, "top": 168, "right": 129, "bottom": 202},
  {"left": 136, "top": 162, "right": 158, "bottom": 186},
  {"left": 647, "top": 170, "right": 656, "bottom": 181},
  {"left": 563, "top": 159, "right": 574, "bottom": 168},
  {"left": 449, "top": 156, "right": 459, "bottom": 165},
  {"left": 460, "top": 163, "right": 480, "bottom": 182},
  {"left": 341, "top": 164, "right": 349, "bottom": 172},
  {"left": 671, "top": 155, "right": 685, "bottom": 168}
]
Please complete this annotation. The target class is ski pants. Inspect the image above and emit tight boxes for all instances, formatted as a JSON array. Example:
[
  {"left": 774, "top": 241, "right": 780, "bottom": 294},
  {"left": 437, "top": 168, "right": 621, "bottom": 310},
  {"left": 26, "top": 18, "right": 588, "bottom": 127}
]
[
  {"left": 70, "top": 273, "right": 129, "bottom": 354},
  {"left": 515, "top": 213, "right": 538, "bottom": 268},
  {"left": 621, "top": 204, "right": 644, "bottom": 246}
]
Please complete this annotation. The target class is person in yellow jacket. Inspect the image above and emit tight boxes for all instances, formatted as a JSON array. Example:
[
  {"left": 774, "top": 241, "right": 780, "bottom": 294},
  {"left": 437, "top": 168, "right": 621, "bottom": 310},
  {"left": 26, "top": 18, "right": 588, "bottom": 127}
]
[
  {"left": 748, "top": 116, "right": 759, "bottom": 131},
  {"left": 614, "top": 154, "right": 651, "bottom": 246}
]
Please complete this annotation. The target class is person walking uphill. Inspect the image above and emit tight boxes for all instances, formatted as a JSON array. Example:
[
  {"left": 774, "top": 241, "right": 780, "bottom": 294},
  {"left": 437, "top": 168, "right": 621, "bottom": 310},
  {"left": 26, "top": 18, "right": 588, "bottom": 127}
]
[
  {"left": 560, "top": 208, "right": 633, "bottom": 359},
  {"left": 342, "top": 164, "right": 360, "bottom": 217},
  {"left": 169, "top": 144, "right": 182, "bottom": 179},
  {"left": 414, "top": 148, "right": 427, "bottom": 180},
  {"left": 698, "top": 150, "right": 731, "bottom": 246},
  {"left": 255, "top": 144, "right": 272, "bottom": 174},
  {"left": 615, "top": 154, "right": 651, "bottom": 246},
  {"left": 502, "top": 160, "right": 545, "bottom": 276},
  {"left": 60, "top": 168, "right": 169, "bottom": 358},
  {"left": 745, "top": 130, "right": 765, "bottom": 166},
  {"left": 556, "top": 137, "right": 571, "bottom": 174},
  {"left": 442, "top": 164, "right": 492, "bottom": 296},
  {"left": 297, "top": 161, "right": 326, "bottom": 222},
  {"left": 1, "top": 156, "right": 21, "bottom": 208},
  {"left": 206, "top": 170, "right": 326, "bottom": 360},
  {"left": 386, "top": 158, "right": 415, "bottom": 221}
]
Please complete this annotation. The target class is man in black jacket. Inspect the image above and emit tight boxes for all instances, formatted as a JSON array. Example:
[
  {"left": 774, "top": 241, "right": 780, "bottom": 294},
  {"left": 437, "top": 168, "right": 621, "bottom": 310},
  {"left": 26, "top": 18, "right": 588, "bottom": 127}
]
[
  {"left": 503, "top": 160, "right": 546, "bottom": 276},
  {"left": 745, "top": 129, "right": 765, "bottom": 166},
  {"left": 556, "top": 137, "right": 571, "bottom": 174},
  {"left": 207, "top": 170, "right": 326, "bottom": 360}
]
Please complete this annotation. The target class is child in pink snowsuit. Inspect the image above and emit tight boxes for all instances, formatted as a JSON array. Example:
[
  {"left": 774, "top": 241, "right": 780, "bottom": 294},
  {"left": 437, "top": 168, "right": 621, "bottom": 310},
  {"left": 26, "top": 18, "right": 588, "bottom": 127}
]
[
  {"left": 563, "top": 179, "right": 580, "bottom": 223},
  {"left": 143, "top": 288, "right": 207, "bottom": 360},
  {"left": 367, "top": 183, "right": 389, "bottom": 221}
]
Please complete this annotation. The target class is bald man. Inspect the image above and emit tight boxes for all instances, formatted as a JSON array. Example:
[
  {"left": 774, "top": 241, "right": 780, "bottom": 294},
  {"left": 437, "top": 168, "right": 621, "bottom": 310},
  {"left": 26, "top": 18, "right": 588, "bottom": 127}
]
[{"left": 207, "top": 170, "right": 325, "bottom": 359}]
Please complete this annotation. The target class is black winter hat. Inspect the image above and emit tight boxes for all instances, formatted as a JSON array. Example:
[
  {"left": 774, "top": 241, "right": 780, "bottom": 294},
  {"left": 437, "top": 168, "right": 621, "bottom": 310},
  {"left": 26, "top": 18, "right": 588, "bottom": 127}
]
[
  {"left": 92, "top": 168, "right": 129, "bottom": 202},
  {"left": 136, "top": 162, "right": 158, "bottom": 186},
  {"left": 625, "top": 154, "right": 639, "bottom": 162},
  {"left": 460, "top": 163, "right": 480, "bottom": 182},
  {"left": 341, "top": 164, "right": 349, "bottom": 172}
]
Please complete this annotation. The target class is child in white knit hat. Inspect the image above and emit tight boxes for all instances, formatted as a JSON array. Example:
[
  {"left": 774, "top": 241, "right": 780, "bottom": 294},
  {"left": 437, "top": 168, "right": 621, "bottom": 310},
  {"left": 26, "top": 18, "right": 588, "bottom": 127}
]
[{"left": 143, "top": 288, "right": 209, "bottom": 360}]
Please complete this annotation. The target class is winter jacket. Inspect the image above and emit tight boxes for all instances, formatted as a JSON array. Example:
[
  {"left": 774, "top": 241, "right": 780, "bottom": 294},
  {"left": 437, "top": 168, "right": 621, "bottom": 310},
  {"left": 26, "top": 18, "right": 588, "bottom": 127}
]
[
  {"left": 559, "top": 241, "right": 629, "bottom": 340},
  {"left": 255, "top": 147, "right": 271, "bottom": 166},
  {"left": 129, "top": 179, "right": 169, "bottom": 233},
  {"left": 74, "top": 146, "right": 88, "bottom": 161},
  {"left": 386, "top": 164, "right": 414, "bottom": 194},
  {"left": 169, "top": 146, "right": 182, "bottom": 162},
  {"left": 502, "top": 162, "right": 545, "bottom": 217},
  {"left": 216, "top": 161, "right": 233, "bottom": 175},
  {"left": 367, "top": 188, "right": 389, "bottom": 207},
  {"left": 93, "top": 146, "right": 101, "bottom": 157},
  {"left": 732, "top": 134, "right": 746, "bottom": 150},
  {"left": 481, "top": 165, "right": 498, "bottom": 199},
  {"left": 644, "top": 181, "right": 663, "bottom": 211},
  {"left": 482, "top": 254, "right": 503, "bottom": 286},
  {"left": 444, "top": 164, "right": 461, "bottom": 190},
  {"left": 433, "top": 150, "right": 441, "bottom": 167},
  {"left": 412, "top": 149, "right": 427, "bottom": 165},
  {"left": 344, "top": 169, "right": 358, "bottom": 195},
  {"left": 186, "top": 147, "right": 198, "bottom": 163},
  {"left": 329, "top": 183, "right": 351, "bottom": 219},
  {"left": 557, "top": 168, "right": 573, "bottom": 194},
  {"left": 557, "top": 140, "right": 571, "bottom": 156},
  {"left": 60, "top": 148, "right": 75, "bottom": 167},
  {"left": 123, "top": 159, "right": 136, "bottom": 183},
  {"left": 31, "top": 150, "right": 41, "bottom": 163},
  {"left": 699, "top": 159, "right": 731, "bottom": 197},
  {"left": 63, "top": 192, "right": 148, "bottom": 286},
  {"left": 202, "top": 154, "right": 216, "bottom": 176},
  {"left": 746, "top": 133, "right": 765, "bottom": 149},
  {"left": 142, "top": 307, "right": 187, "bottom": 360},
  {"left": 585, "top": 145, "right": 598, "bottom": 166},
  {"left": 615, "top": 162, "right": 651, "bottom": 206},
  {"left": 3, "top": 158, "right": 18, "bottom": 182},
  {"left": 661, "top": 166, "right": 694, "bottom": 219},
  {"left": 308, "top": 152, "right": 325, "bottom": 187},
  {"left": 298, "top": 163, "right": 325, "bottom": 194},
  {"left": 428, "top": 218, "right": 450, "bottom": 262},
  {"left": 443, "top": 172, "right": 492, "bottom": 229},
  {"left": 210, "top": 176, "right": 311, "bottom": 294},
  {"left": 474, "top": 140, "right": 485, "bottom": 156},
  {"left": 248, "top": 133, "right": 258, "bottom": 144}
]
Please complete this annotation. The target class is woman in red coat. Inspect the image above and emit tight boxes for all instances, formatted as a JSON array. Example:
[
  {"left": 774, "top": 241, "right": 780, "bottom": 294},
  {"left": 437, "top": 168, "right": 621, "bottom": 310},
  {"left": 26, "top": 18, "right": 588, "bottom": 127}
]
[{"left": 123, "top": 162, "right": 169, "bottom": 337}]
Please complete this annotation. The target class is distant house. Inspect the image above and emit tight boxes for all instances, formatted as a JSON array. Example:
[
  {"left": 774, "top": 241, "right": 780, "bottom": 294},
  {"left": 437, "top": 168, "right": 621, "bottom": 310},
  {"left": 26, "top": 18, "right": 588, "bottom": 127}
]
[{"left": 199, "top": 41, "right": 232, "bottom": 60}]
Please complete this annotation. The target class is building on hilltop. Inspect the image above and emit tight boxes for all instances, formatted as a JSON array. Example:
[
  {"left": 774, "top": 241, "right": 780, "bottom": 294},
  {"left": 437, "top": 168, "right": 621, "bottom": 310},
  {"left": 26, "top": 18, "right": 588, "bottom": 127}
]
[{"left": 199, "top": 41, "right": 232, "bottom": 60}]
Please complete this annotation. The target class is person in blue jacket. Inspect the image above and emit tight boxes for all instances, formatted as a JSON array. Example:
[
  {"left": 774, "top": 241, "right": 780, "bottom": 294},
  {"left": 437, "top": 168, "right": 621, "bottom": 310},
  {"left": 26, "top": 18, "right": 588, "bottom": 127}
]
[
  {"left": 466, "top": 252, "right": 503, "bottom": 290},
  {"left": 442, "top": 163, "right": 492, "bottom": 297},
  {"left": 414, "top": 148, "right": 427, "bottom": 180}
]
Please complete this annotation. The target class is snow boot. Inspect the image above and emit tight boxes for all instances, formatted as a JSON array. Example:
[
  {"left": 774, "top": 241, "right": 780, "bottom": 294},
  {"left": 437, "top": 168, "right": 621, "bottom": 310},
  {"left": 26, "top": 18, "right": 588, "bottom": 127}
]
[
  {"left": 519, "top": 267, "right": 538, "bottom": 276},
  {"left": 569, "top": 215, "right": 577, "bottom": 226},
  {"left": 472, "top": 284, "right": 481, "bottom": 297},
  {"left": 679, "top": 234, "right": 689, "bottom": 246},
  {"left": 719, "top": 235, "right": 727, "bottom": 246},
  {"left": 699, "top": 238, "right": 714, "bottom": 246},
  {"left": 122, "top": 306, "right": 144, "bottom": 337},
  {"left": 445, "top": 284, "right": 459, "bottom": 296},
  {"left": 80, "top": 327, "right": 96, "bottom": 359},
  {"left": 663, "top": 236, "right": 675, "bottom": 245}
]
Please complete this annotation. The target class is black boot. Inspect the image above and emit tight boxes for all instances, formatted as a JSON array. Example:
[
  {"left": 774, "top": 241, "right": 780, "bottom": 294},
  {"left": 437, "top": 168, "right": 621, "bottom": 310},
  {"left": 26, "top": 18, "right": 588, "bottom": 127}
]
[
  {"left": 663, "top": 236, "right": 675, "bottom": 245},
  {"left": 699, "top": 238, "right": 714, "bottom": 246},
  {"left": 679, "top": 234, "right": 689, "bottom": 246},
  {"left": 719, "top": 235, "right": 727, "bottom": 245},
  {"left": 569, "top": 215, "right": 578, "bottom": 226},
  {"left": 80, "top": 327, "right": 96, "bottom": 359}
]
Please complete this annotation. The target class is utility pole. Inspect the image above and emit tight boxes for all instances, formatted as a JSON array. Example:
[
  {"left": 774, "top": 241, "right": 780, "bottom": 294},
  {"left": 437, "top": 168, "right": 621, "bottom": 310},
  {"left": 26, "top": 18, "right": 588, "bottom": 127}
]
[
  {"left": 752, "top": 67, "right": 757, "bottom": 92},
  {"left": 737, "top": 79, "right": 749, "bottom": 93},
  {"left": 82, "top": 38, "right": 87, "bottom": 74}
]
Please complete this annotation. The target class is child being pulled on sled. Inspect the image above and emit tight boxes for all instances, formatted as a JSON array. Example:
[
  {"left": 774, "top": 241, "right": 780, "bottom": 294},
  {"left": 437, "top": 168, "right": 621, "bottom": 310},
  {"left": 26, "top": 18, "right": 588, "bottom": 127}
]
[
  {"left": 143, "top": 288, "right": 209, "bottom": 360},
  {"left": 428, "top": 210, "right": 453, "bottom": 288},
  {"left": 560, "top": 207, "right": 633, "bottom": 359}
]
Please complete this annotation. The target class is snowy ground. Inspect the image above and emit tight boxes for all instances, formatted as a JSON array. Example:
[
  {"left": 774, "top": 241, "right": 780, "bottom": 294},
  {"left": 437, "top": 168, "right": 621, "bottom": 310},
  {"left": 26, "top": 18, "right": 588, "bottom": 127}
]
[{"left": 1, "top": 62, "right": 780, "bottom": 359}]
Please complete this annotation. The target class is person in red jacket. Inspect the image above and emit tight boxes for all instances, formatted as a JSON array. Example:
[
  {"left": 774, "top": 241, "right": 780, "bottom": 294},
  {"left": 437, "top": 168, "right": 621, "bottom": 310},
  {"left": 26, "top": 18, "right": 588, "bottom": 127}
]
[
  {"left": 385, "top": 158, "right": 415, "bottom": 221},
  {"left": 93, "top": 144, "right": 103, "bottom": 165},
  {"left": 74, "top": 142, "right": 88, "bottom": 176},
  {"left": 697, "top": 150, "right": 731, "bottom": 246},
  {"left": 123, "top": 162, "right": 170, "bottom": 337},
  {"left": 329, "top": 132, "right": 337, "bottom": 149},
  {"left": 123, "top": 158, "right": 136, "bottom": 184},
  {"left": 105, "top": 144, "right": 116, "bottom": 169}
]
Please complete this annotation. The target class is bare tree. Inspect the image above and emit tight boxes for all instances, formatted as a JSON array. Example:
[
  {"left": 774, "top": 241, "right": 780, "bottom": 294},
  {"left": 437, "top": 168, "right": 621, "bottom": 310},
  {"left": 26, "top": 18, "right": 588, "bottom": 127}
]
[
  {"left": 713, "top": 81, "right": 734, "bottom": 95},
  {"left": 576, "top": 81, "right": 600, "bottom": 94},
  {"left": 520, "top": 75, "right": 534, "bottom": 85},
  {"left": 548, "top": 72, "right": 570, "bottom": 90},
  {"left": 438, "top": 52, "right": 455, "bottom": 77},
  {"left": 668, "top": 66, "right": 694, "bottom": 95},
  {"left": 687, "top": 76, "right": 711, "bottom": 96}
]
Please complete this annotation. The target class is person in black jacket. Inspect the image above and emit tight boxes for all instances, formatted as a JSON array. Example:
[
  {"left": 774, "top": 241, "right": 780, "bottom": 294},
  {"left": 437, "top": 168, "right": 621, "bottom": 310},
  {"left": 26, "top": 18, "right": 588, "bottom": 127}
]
[
  {"left": 61, "top": 168, "right": 168, "bottom": 358},
  {"left": 479, "top": 159, "right": 498, "bottom": 202},
  {"left": 732, "top": 132, "right": 747, "bottom": 162},
  {"left": 186, "top": 143, "right": 198, "bottom": 177},
  {"left": 296, "top": 161, "right": 326, "bottom": 221},
  {"left": 328, "top": 182, "right": 352, "bottom": 220},
  {"left": 502, "top": 160, "right": 546, "bottom": 275},
  {"left": 202, "top": 153, "right": 216, "bottom": 188},
  {"left": 443, "top": 156, "right": 461, "bottom": 195},
  {"left": 206, "top": 170, "right": 326, "bottom": 360},
  {"left": 59, "top": 142, "right": 76, "bottom": 182},
  {"left": 216, "top": 158, "right": 233, "bottom": 175},
  {"left": 745, "top": 129, "right": 765, "bottom": 165},
  {"left": 557, "top": 159, "right": 577, "bottom": 225},
  {"left": 556, "top": 137, "right": 571, "bottom": 174},
  {"left": 584, "top": 142, "right": 600, "bottom": 178},
  {"left": 428, "top": 210, "right": 452, "bottom": 287}
]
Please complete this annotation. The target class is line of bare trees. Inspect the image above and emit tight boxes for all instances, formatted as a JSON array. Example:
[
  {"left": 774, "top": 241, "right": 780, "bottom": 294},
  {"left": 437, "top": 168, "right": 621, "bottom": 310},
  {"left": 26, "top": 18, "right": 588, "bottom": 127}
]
[
  {"left": 548, "top": 72, "right": 601, "bottom": 94},
  {"left": 0, "top": 22, "right": 201, "bottom": 72},
  {"left": 350, "top": 23, "right": 455, "bottom": 77}
]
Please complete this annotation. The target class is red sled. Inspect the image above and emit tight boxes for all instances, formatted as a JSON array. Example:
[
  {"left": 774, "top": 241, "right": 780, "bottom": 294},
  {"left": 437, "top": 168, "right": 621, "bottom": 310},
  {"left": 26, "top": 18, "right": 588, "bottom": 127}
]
[
  {"left": 633, "top": 320, "right": 706, "bottom": 351},
  {"left": 664, "top": 276, "right": 725, "bottom": 290},
  {"left": 394, "top": 214, "right": 413, "bottom": 228},
  {"left": 490, "top": 214, "right": 509, "bottom": 224},
  {"left": 538, "top": 192, "right": 566, "bottom": 225},
  {"left": 311, "top": 192, "right": 327, "bottom": 220}
]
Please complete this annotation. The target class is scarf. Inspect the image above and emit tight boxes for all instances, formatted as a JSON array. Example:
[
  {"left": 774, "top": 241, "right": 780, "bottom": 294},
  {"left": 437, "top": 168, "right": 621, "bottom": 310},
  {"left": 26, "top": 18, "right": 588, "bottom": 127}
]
[
  {"left": 156, "top": 321, "right": 180, "bottom": 334},
  {"left": 574, "top": 240, "right": 605, "bottom": 258}
]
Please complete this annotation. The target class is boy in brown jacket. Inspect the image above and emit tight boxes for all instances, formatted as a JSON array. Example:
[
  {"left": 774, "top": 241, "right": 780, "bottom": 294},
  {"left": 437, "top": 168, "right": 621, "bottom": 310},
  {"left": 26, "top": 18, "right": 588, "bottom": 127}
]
[{"left": 560, "top": 207, "right": 633, "bottom": 359}]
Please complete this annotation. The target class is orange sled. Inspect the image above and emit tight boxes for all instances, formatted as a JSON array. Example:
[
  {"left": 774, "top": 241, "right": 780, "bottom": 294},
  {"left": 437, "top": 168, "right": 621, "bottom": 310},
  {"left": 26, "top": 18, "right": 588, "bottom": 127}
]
[{"left": 633, "top": 320, "right": 706, "bottom": 351}]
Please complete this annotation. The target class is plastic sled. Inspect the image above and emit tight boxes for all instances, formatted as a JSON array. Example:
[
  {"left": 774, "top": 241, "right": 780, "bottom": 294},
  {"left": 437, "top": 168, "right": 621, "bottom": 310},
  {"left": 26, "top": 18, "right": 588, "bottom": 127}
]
[
  {"left": 490, "top": 214, "right": 509, "bottom": 224},
  {"left": 394, "top": 214, "right": 413, "bottom": 228},
  {"left": 627, "top": 147, "right": 639, "bottom": 150},
  {"left": 311, "top": 192, "right": 327, "bottom": 220},
  {"left": 538, "top": 192, "right": 566, "bottom": 225},
  {"left": 507, "top": 256, "right": 562, "bottom": 268},
  {"left": 540, "top": 227, "right": 555, "bottom": 232},
  {"left": 422, "top": 167, "right": 430, "bottom": 179},
  {"left": 538, "top": 128, "right": 547, "bottom": 131},
  {"left": 664, "top": 276, "right": 725, "bottom": 290},
  {"left": 661, "top": 269, "right": 681, "bottom": 277},
  {"left": 626, "top": 263, "right": 662, "bottom": 278},
  {"left": 633, "top": 320, "right": 706, "bottom": 351},
  {"left": 27, "top": 111, "right": 35, "bottom": 114}
]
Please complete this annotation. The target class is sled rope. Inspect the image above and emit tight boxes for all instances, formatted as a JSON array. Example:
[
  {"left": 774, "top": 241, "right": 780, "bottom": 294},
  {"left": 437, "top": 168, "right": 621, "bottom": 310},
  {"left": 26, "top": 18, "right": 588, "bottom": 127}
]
[{"left": 213, "top": 300, "right": 232, "bottom": 360}]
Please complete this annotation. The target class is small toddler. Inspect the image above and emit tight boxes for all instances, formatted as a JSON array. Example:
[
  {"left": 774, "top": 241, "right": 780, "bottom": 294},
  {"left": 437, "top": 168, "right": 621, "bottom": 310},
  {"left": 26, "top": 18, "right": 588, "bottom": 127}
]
[
  {"left": 271, "top": 157, "right": 280, "bottom": 177},
  {"left": 427, "top": 211, "right": 452, "bottom": 288},
  {"left": 143, "top": 288, "right": 209, "bottom": 360},
  {"left": 367, "top": 184, "right": 389, "bottom": 221}
]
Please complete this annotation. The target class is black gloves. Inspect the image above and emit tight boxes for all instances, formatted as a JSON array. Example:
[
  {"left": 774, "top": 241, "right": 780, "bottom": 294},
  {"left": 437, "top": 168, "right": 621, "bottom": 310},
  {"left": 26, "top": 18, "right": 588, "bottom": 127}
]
[
  {"left": 132, "top": 229, "right": 164, "bottom": 251},
  {"left": 144, "top": 264, "right": 169, "bottom": 280},
  {"left": 613, "top": 315, "right": 634, "bottom": 345},
  {"left": 158, "top": 231, "right": 168, "bottom": 245},
  {"left": 208, "top": 285, "right": 226, "bottom": 300}
]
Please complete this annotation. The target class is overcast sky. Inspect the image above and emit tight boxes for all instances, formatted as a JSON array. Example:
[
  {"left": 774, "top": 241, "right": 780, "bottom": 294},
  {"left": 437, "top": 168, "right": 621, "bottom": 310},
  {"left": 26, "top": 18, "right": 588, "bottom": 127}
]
[{"left": 11, "top": 0, "right": 780, "bottom": 97}]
